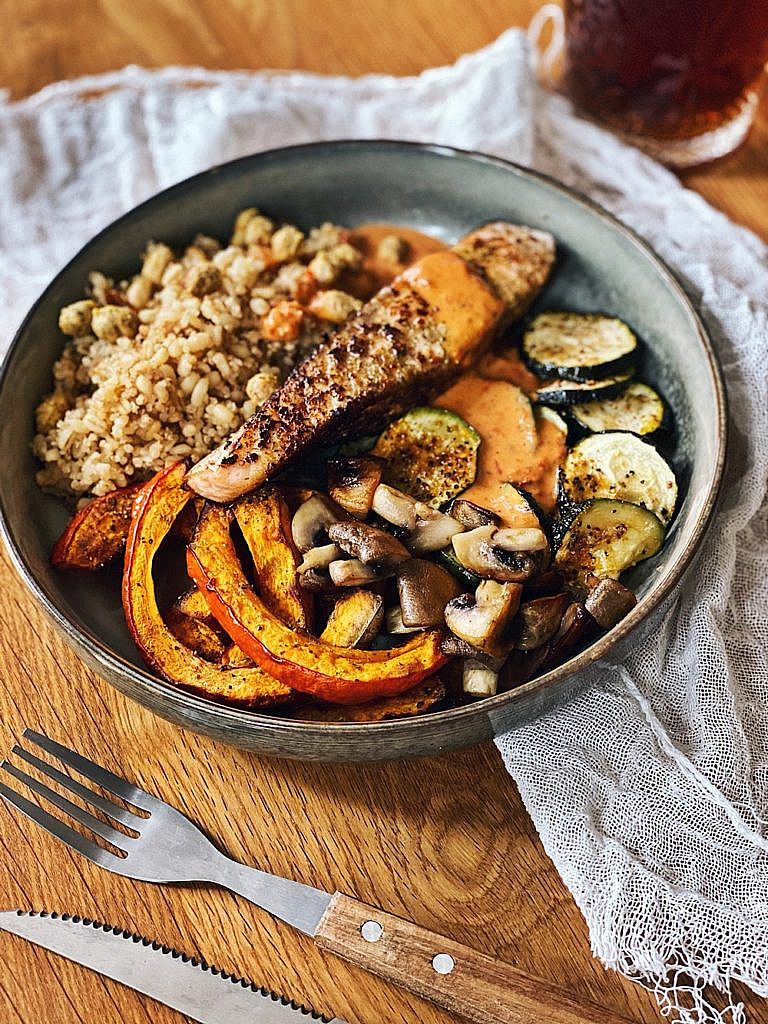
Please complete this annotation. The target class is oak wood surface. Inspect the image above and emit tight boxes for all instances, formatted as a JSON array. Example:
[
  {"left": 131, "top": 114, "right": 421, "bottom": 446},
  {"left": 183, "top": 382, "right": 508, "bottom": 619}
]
[{"left": 0, "top": 4, "right": 766, "bottom": 1024}]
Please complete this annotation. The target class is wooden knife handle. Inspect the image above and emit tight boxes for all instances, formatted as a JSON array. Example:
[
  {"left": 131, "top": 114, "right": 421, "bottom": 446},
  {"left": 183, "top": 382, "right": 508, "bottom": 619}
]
[{"left": 315, "top": 892, "right": 634, "bottom": 1024}]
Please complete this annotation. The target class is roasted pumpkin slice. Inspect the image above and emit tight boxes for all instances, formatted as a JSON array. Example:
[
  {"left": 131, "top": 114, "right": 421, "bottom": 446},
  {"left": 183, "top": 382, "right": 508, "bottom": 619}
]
[
  {"left": 294, "top": 676, "right": 446, "bottom": 722},
  {"left": 52, "top": 483, "right": 142, "bottom": 570},
  {"left": 165, "top": 608, "right": 229, "bottom": 663},
  {"left": 233, "top": 487, "right": 313, "bottom": 631},
  {"left": 321, "top": 590, "right": 384, "bottom": 648},
  {"left": 174, "top": 586, "right": 217, "bottom": 624},
  {"left": 187, "top": 505, "right": 449, "bottom": 704},
  {"left": 122, "top": 461, "right": 292, "bottom": 708}
]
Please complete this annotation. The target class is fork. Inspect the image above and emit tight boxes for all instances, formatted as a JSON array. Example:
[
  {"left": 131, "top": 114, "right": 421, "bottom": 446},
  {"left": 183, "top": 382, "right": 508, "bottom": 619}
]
[{"left": 0, "top": 729, "right": 633, "bottom": 1024}]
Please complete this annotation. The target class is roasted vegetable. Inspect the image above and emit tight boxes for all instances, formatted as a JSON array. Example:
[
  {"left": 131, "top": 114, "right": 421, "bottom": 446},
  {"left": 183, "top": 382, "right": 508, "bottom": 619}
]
[
  {"left": 554, "top": 499, "right": 665, "bottom": 585},
  {"left": 165, "top": 608, "right": 229, "bottom": 663},
  {"left": 584, "top": 577, "right": 637, "bottom": 629},
  {"left": 450, "top": 524, "right": 545, "bottom": 583},
  {"left": 396, "top": 559, "right": 462, "bottom": 628},
  {"left": 328, "top": 520, "right": 411, "bottom": 571},
  {"left": 522, "top": 312, "right": 638, "bottom": 382},
  {"left": 327, "top": 456, "right": 384, "bottom": 518},
  {"left": 174, "top": 586, "right": 217, "bottom": 624},
  {"left": 291, "top": 493, "right": 344, "bottom": 552},
  {"left": 328, "top": 558, "right": 381, "bottom": 587},
  {"left": 235, "top": 487, "right": 314, "bottom": 630},
  {"left": 462, "top": 660, "right": 499, "bottom": 697},
  {"left": 320, "top": 590, "right": 384, "bottom": 648},
  {"left": 445, "top": 499, "right": 499, "bottom": 530},
  {"left": 186, "top": 504, "right": 449, "bottom": 704},
  {"left": 444, "top": 580, "right": 522, "bottom": 656},
  {"left": 52, "top": 483, "right": 142, "bottom": 570},
  {"left": 567, "top": 381, "right": 667, "bottom": 437},
  {"left": 535, "top": 372, "right": 633, "bottom": 406},
  {"left": 373, "top": 407, "right": 480, "bottom": 507},
  {"left": 515, "top": 593, "right": 571, "bottom": 651},
  {"left": 294, "top": 677, "right": 445, "bottom": 722},
  {"left": 563, "top": 431, "right": 678, "bottom": 526},
  {"left": 121, "top": 462, "right": 293, "bottom": 707}
]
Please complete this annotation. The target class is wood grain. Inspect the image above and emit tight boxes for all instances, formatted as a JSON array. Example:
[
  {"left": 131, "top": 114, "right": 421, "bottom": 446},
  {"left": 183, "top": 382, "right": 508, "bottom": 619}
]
[
  {"left": 315, "top": 892, "right": 634, "bottom": 1024},
  {"left": 0, "top": 4, "right": 767, "bottom": 1024}
]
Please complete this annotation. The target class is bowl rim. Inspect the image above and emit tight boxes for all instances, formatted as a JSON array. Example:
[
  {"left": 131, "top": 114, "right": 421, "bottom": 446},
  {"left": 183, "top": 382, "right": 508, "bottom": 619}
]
[{"left": 0, "top": 138, "right": 728, "bottom": 740}]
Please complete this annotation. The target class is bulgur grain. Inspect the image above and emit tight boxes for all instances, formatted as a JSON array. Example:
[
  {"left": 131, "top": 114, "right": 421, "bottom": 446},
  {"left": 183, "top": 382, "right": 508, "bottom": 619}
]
[{"left": 34, "top": 211, "right": 363, "bottom": 499}]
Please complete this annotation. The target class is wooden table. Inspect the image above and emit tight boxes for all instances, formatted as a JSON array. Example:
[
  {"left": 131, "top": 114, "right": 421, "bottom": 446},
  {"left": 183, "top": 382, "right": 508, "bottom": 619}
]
[{"left": 0, "top": 4, "right": 766, "bottom": 1023}]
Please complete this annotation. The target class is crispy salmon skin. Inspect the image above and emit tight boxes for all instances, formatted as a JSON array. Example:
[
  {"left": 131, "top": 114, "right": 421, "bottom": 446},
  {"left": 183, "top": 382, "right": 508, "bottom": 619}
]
[{"left": 186, "top": 223, "right": 555, "bottom": 502}]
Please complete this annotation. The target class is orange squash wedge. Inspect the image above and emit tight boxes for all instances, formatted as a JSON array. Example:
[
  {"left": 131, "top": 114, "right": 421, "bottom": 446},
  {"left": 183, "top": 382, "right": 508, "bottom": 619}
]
[
  {"left": 122, "top": 461, "right": 292, "bottom": 708},
  {"left": 187, "top": 504, "right": 449, "bottom": 704},
  {"left": 52, "top": 482, "right": 142, "bottom": 570},
  {"left": 233, "top": 488, "right": 313, "bottom": 632}
]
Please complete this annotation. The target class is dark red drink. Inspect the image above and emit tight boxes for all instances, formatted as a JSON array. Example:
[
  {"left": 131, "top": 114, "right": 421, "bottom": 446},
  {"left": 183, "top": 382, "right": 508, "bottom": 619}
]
[{"left": 563, "top": 0, "right": 768, "bottom": 163}]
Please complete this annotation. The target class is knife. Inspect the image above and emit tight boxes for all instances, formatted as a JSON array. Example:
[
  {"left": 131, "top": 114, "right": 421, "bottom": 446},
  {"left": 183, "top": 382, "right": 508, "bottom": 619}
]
[{"left": 0, "top": 910, "right": 340, "bottom": 1023}]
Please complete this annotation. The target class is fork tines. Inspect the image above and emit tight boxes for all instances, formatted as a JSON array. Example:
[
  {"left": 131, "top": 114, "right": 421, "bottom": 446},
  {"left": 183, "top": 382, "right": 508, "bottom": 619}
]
[{"left": 0, "top": 729, "right": 153, "bottom": 869}]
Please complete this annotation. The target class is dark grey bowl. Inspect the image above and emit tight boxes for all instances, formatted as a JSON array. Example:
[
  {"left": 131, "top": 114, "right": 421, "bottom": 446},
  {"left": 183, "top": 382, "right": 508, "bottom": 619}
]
[{"left": 0, "top": 141, "right": 726, "bottom": 761}]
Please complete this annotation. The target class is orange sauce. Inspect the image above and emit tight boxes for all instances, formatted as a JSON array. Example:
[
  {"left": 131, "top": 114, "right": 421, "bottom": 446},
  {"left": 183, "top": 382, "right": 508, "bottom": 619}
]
[
  {"left": 436, "top": 375, "right": 566, "bottom": 519},
  {"left": 345, "top": 223, "right": 448, "bottom": 298},
  {"left": 477, "top": 349, "right": 542, "bottom": 397}
]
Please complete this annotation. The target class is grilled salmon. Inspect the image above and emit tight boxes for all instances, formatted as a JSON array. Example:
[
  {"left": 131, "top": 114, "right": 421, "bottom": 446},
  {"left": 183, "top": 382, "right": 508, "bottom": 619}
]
[{"left": 186, "top": 223, "right": 555, "bottom": 502}]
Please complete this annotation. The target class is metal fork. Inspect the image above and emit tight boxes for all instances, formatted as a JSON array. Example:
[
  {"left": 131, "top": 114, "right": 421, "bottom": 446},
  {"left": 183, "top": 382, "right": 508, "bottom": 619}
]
[
  {"left": 0, "top": 729, "right": 633, "bottom": 1024},
  {"left": 0, "top": 729, "right": 330, "bottom": 935}
]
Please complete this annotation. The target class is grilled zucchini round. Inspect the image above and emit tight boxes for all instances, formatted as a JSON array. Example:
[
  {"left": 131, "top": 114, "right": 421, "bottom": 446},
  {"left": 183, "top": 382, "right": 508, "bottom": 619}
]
[
  {"left": 568, "top": 382, "right": 667, "bottom": 437},
  {"left": 523, "top": 312, "right": 638, "bottom": 382},
  {"left": 373, "top": 406, "right": 480, "bottom": 508},
  {"left": 535, "top": 372, "right": 633, "bottom": 407},
  {"left": 554, "top": 499, "right": 665, "bottom": 585},
  {"left": 563, "top": 431, "right": 678, "bottom": 526}
]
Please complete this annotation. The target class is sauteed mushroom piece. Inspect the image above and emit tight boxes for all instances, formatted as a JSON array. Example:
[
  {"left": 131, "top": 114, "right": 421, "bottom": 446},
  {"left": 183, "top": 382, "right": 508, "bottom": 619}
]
[
  {"left": 327, "top": 456, "right": 384, "bottom": 518},
  {"left": 585, "top": 578, "right": 637, "bottom": 629},
  {"left": 444, "top": 580, "right": 522, "bottom": 656},
  {"left": 328, "top": 558, "right": 381, "bottom": 587},
  {"left": 291, "top": 494, "right": 343, "bottom": 552},
  {"left": 409, "top": 503, "right": 464, "bottom": 554},
  {"left": 462, "top": 659, "right": 500, "bottom": 697},
  {"left": 440, "top": 632, "right": 506, "bottom": 670},
  {"left": 396, "top": 559, "right": 462, "bottom": 627},
  {"left": 372, "top": 483, "right": 418, "bottom": 530},
  {"left": 328, "top": 520, "right": 411, "bottom": 571},
  {"left": 516, "top": 593, "right": 571, "bottom": 651},
  {"left": 297, "top": 543, "right": 343, "bottom": 574},
  {"left": 451, "top": 525, "right": 545, "bottom": 583},
  {"left": 445, "top": 499, "right": 499, "bottom": 530}
]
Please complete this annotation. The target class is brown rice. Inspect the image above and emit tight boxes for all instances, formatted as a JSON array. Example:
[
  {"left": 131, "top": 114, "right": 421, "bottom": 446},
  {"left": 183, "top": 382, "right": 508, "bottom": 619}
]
[{"left": 33, "top": 210, "right": 366, "bottom": 501}]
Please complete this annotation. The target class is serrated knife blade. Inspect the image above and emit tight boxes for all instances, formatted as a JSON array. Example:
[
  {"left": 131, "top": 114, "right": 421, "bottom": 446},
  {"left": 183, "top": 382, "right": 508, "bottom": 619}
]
[{"left": 0, "top": 910, "right": 342, "bottom": 1024}]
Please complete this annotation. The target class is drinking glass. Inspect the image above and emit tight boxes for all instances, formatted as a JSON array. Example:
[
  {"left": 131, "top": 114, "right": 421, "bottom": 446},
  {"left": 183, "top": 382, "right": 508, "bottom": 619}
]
[{"left": 562, "top": 0, "right": 768, "bottom": 167}]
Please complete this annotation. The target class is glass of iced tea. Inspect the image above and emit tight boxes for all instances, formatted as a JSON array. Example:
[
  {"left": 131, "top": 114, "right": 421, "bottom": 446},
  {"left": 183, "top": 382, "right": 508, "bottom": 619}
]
[{"left": 562, "top": 0, "right": 768, "bottom": 167}]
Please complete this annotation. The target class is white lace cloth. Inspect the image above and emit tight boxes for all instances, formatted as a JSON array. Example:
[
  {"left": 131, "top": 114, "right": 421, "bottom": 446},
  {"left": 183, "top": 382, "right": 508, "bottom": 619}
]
[{"left": 1, "top": 30, "right": 767, "bottom": 1024}]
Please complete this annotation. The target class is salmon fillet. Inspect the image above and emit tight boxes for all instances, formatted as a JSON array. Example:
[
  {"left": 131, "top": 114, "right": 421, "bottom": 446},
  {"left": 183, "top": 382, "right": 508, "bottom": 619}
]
[{"left": 186, "top": 223, "right": 555, "bottom": 502}]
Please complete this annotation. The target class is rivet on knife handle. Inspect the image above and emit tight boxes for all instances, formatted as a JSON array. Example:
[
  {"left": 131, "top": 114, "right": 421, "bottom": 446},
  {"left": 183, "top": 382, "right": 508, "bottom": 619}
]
[{"left": 314, "top": 893, "right": 635, "bottom": 1024}]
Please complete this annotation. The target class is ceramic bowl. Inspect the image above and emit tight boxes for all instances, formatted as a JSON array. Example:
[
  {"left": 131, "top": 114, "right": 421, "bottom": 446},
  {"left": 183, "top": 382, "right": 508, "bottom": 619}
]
[{"left": 0, "top": 141, "right": 727, "bottom": 761}]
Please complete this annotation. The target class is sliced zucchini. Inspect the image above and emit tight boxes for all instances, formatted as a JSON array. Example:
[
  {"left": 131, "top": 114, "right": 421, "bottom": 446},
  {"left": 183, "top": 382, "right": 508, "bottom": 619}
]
[
  {"left": 523, "top": 313, "right": 638, "bottom": 382},
  {"left": 554, "top": 499, "right": 665, "bottom": 585},
  {"left": 436, "top": 546, "right": 483, "bottom": 592},
  {"left": 563, "top": 431, "right": 678, "bottom": 526},
  {"left": 373, "top": 406, "right": 480, "bottom": 508},
  {"left": 535, "top": 372, "right": 633, "bottom": 407},
  {"left": 567, "top": 381, "right": 667, "bottom": 437},
  {"left": 536, "top": 404, "right": 569, "bottom": 439}
]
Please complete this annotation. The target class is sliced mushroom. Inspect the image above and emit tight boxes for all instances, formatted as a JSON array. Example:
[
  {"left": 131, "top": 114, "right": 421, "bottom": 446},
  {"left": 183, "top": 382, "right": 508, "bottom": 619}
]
[
  {"left": 445, "top": 499, "right": 499, "bottom": 530},
  {"left": 328, "top": 558, "right": 381, "bottom": 587},
  {"left": 297, "top": 542, "right": 343, "bottom": 574},
  {"left": 515, "top": 593, "right": 571, "bottom": 651},
  {"left": 396, "top": 559, "right": 462, "bottom": 628},
  {"left": 409, "top": 503, "right": 464, "bottom": 554},
  {"left": 523, "top": 569, "right": 564, "bottom": 598},
  {"left": 328, "top": 520, "right": 410, "bottom": 571},
  {"left": 372, "top": 483, "right": 418, "bottom": 530},
  {"left": 584, "top": 578, "right": 637, "bottom": 629},
  {"left": 440, "top": 632, "right": 506, "bottom": 670},
  {"left": 451, "top": 525, "right": 538, "bottom": 583},
  {"left": 299, "top": 568, "right": 339, "bottom": 592},
  {"left": 539, "top": 602, "right": 599, "bottom": 672},
  {"left": 386, "top": 606, "right": 423, "bottom": 634},
  {"left": 444, "top": 580, "right": 522, "bottom": 656},
  {"left": 327, "top": 456, "right": 384, "bottom": 519},
  {"left": 462, "top": 659, "right": 499, "bottom": 697},
  {"left": 291, "top": 494, "right": 343, "bottom": 552},
  {"left": 493, "top": 527, "right": 549, "bottom": 552}
]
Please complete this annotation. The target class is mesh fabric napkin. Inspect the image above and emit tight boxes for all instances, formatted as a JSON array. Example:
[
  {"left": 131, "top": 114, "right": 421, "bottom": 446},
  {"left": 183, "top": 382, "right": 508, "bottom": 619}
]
[{"left": 2, "top": 30, "right": 767, "bottom": 1024}]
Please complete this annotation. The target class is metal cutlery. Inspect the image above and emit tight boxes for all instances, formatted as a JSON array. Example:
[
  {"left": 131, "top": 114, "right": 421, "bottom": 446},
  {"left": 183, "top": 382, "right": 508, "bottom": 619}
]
[
  {"left": 0, "top": 909, "right": 338, "bottom": 1023},
  {"left": 0, "top": 729, "right": 633, "bottom": 1024}
]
